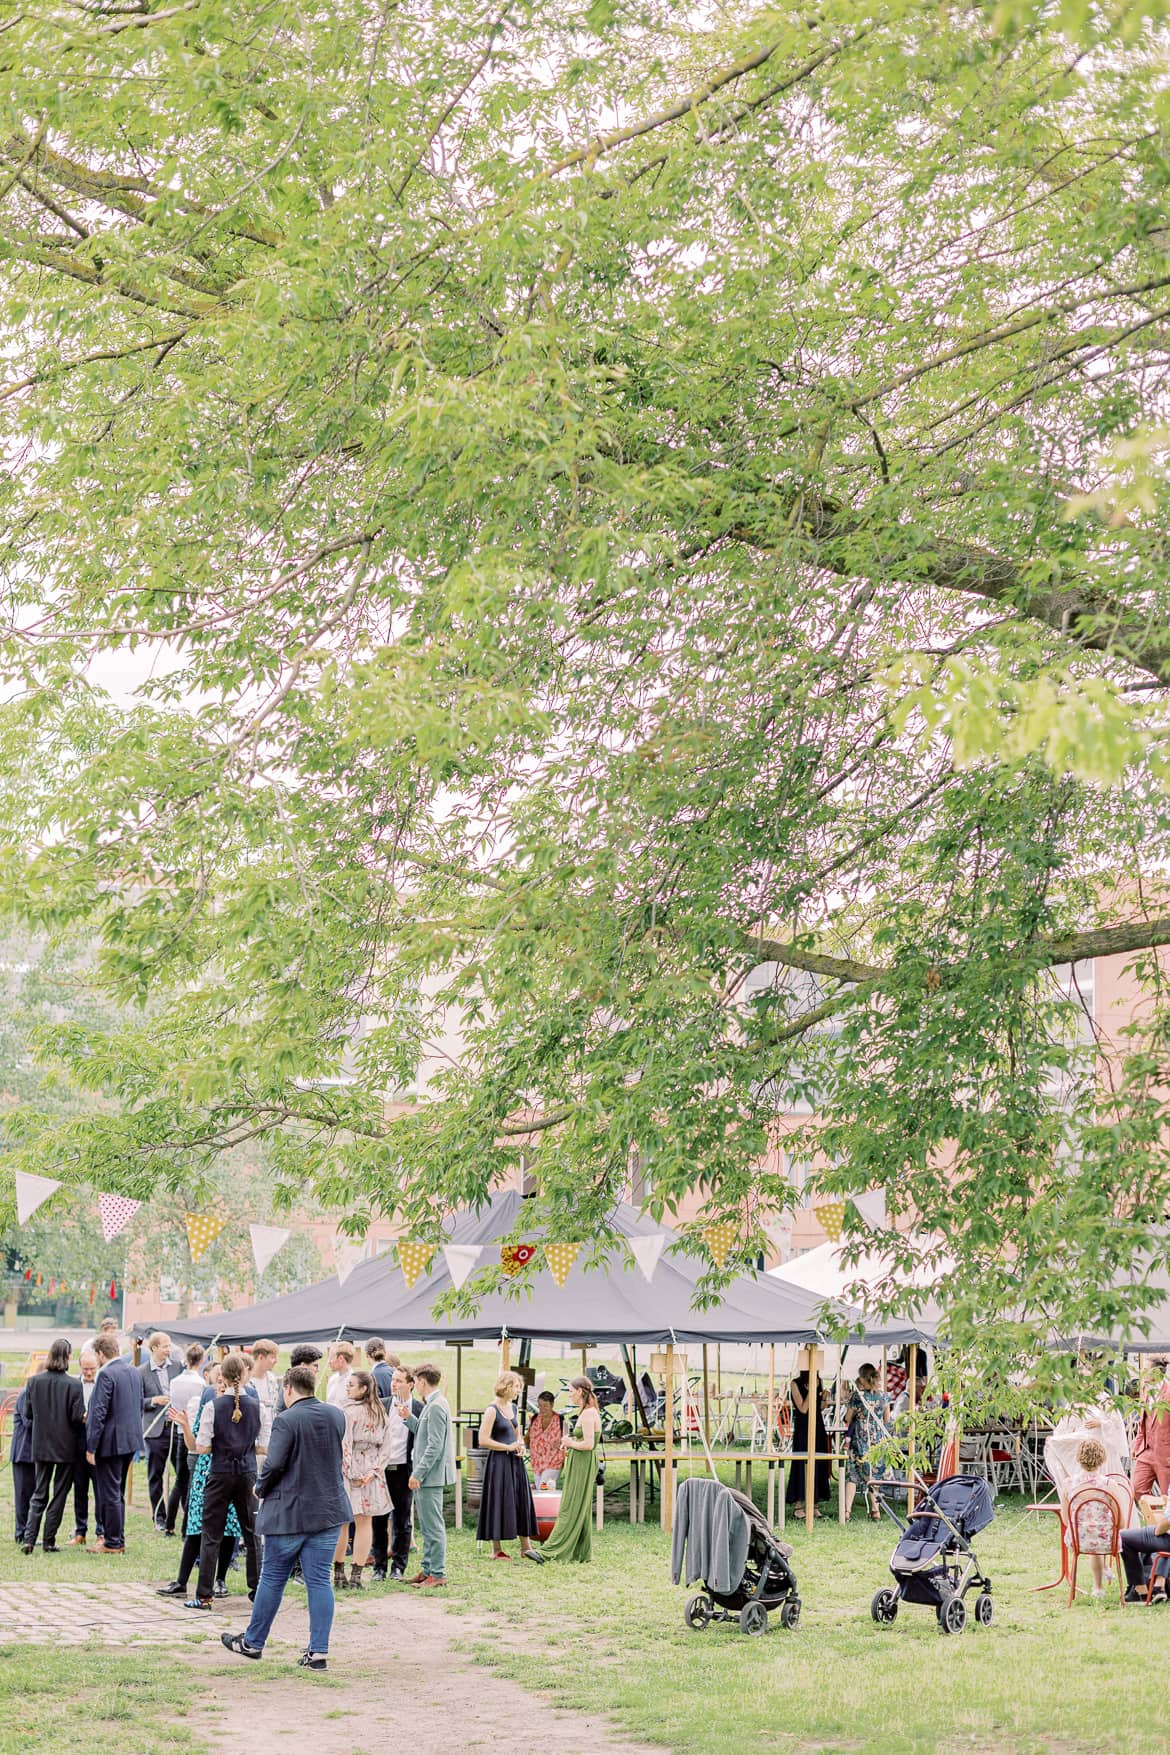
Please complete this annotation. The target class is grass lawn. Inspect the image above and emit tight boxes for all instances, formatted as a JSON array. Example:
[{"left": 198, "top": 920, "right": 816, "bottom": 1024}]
[{"left": 1, "top": 1449, "right": 1165, "bottom": 1753}]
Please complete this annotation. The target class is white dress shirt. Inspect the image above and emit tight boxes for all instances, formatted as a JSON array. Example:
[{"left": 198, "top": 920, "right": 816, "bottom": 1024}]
[{"left": 326, "top": 1370, "right": 352, "bottom": 1408}]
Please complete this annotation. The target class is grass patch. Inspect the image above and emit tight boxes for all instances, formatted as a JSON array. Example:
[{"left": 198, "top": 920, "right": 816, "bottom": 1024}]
[
  {"left": 444, "top": 1494, "right": 1166, "bottom": 1755},
  {"left": 0, "top": 1645, "right": 207, "bottom": 1754}
]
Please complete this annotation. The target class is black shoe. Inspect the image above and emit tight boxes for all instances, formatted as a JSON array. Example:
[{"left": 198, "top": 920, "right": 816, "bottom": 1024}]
[
  {"left": 389, "top": 1566, "right": 405, "bottom": 1580},
  {"left": 21, "top": 1544, "right": 34, "bottom": 1556},
  {"left": 156, "top": 1582, "right": 185, "bottom": 1596},
  {"left": 42, "top": 1544, "right": 60, "bottom": 1554},
  {"left": 370, "top": 1568, "right": 387, "bottom": 1582},
  {"left": 162, "top": 1528, "right": 177, "bottom": 1538},
  {"left": 213, "top": 1581, "right": 229, "bottom": 1599},
  {"left": 221, "top": 1631, "right": 263, "bottom": 1661},
  {"left": 297, "top": 1650, "right": 327, "bottom": 1671}
]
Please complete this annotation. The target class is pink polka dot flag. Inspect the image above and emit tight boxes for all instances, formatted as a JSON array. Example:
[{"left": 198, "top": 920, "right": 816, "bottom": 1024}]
[{"left": 98, "top": 1193, "right": 140, "bottom": 1243}]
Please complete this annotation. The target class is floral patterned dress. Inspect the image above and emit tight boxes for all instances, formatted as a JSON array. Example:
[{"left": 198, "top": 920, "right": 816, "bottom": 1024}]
[
  {"left": 846, "top": 1386, "right": 889, "bottom": 1488},
  {"left": 342, "top": 1401, "right": 396, "bottom": 1515}
]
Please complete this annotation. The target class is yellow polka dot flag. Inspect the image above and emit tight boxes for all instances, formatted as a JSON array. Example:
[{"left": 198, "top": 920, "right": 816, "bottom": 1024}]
[
  {"left": 397, "top": 1237, "right": 433, "bottom": 1289},
  {"left": 816, "top": 1200, "right": 846, "bottom": 1243},
  {"left": 544, "top": 1241, "right": 580, "bottom": 1287},
  {"left": 185, "top": 1211, "right": 226, "bottom": 1264},
  {"left": 703, "top": 1221, "right": 737, "bottom": 1268}
]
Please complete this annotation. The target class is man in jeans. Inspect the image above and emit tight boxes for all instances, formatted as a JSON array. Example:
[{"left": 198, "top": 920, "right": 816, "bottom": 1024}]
[{"left": 220, "top": 1364, "right": 350, "bottom": 1672}]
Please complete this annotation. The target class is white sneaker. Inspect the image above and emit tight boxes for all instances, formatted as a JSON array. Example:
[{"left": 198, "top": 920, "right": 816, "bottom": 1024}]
[{"left": 1091, "top": 1587, "right": 1105, "bottom": 1600}]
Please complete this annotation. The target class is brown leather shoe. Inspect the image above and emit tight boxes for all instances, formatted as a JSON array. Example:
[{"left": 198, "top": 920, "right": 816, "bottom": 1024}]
[
  {"left": 419, "top": 1575, "right": 446, "bottom": 1588},
  {"left": 67, "top": 1535, "right": 87, "bottom": 1547},
  {"left": 405, "top": 1571, "right": 429, "bottom": 1585},
  {"left": 91, "top": 1540, "right": 125, "bottom": 1555}
]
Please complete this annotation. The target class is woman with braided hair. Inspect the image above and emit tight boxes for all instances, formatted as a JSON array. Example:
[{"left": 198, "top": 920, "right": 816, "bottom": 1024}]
[{"left": 187, "top": 1352, "right": 261, "bottom": 1611}]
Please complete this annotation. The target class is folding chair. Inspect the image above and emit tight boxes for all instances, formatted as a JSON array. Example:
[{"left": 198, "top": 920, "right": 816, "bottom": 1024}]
[{"left": 1066, "top": 1486, "right": 1126, "bottom": 1606}]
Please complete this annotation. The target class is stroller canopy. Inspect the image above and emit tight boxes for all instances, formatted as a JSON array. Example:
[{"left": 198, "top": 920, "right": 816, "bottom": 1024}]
[{"left": 926, "top": 1474, "right": 995, "bottom": 1538}]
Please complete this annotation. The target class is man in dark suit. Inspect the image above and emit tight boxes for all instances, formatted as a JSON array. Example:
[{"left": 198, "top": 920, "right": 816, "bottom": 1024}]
[
  {"left": 85, "top": 1331, "right": 145, "bottom": 1553},
  {"left": 10, "top": 1372, "right": 37, "bottom": 1544},
  {"left": 138, "top": 1330, "right": 181, "bottom": 1529},
  {"left": 22, "top": 1337, "right": 85, "bottom": 1553},
  {"left": 220, "top": 1363, "right": 350, "bottom": 1672}
]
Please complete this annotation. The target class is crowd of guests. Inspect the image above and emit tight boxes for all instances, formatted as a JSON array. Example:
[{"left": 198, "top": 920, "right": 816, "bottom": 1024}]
[
  {"left": 786, "top": 1348, "right": 928, "bottom": 1521},
  {"left": 10, "top": 1327, "right": 603, "bottom": 1667}
]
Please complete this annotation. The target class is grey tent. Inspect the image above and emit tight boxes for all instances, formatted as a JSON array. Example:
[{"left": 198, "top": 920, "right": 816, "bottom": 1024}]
[
  {"left": 149, "top": 1192, "right": 933, "bottom": 1349},
  {"left": 1052, "top": 1243, "right": 1170, "bottom": 1355}
]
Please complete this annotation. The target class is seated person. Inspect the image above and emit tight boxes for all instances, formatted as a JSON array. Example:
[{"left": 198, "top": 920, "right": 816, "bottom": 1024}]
[
  {"left": 1062, "top": 1437, "right": 1127, "bottom": 1599},
  {"left": 1120, "top": 1502, "right": 1170, "bottom": 1603}
]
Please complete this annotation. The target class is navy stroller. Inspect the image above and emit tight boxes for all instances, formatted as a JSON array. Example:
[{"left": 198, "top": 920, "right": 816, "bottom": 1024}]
[
  {"left": 673, "top": 1478, "right": 801, "bottom": 1636},
  {"left": 871, "top": 1474, "right": 995, "bottom": 1636}
]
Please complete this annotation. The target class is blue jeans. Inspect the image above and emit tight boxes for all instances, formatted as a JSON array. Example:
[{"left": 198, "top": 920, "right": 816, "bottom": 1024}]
[{"left": 243, "top": 1526, "right": 342, "bottom": 1654}]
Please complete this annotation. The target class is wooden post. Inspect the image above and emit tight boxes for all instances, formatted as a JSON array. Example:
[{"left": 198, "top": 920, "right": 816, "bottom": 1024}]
[
  {"left": 907, "top": 1342, "right": 918, "bottom": 1515},
  {"left": 702, "top": 1343, "right": 711, "bottom": 1446},
  {"left": 806, "top": 1347, "right": 818, "bottom": 1535},
  {"left": 579, "top": 1343, "right": 588, "bottom": 1376},
  {"left": 501, "top": 1336, "right": 511, "bottom": 1372},
  {"left": 662, "top": 1344, "right": 676, "bottom": 1533}
]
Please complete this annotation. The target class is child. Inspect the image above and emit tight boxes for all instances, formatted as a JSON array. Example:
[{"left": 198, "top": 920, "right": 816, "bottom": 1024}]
[{"left": 1064, "top": 1435, "right": 1124, "bottom": 1599}]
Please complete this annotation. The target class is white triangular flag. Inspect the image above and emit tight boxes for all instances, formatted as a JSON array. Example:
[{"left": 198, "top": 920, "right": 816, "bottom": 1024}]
[
  {"left": 850, "top": 1189, "right": 887, "bottom": 1231},
  {"left": 15, "top": 1171, "right": 60, "bottom": 1225},
  {"left": 443, "top": 1243, "right": 483, "bottom": 1289},
  {"left": 249, "top": 1223, "right": 290, "bottom": 1280},
  {"left": 761, "top": 1216, "right": 792, "bottom": 1253},
  {"left": 334, "top": 1234, "right": 370, "bottom": 1286},
  {"left": 629, "top": 1232, "right": 666, "bottom": 1283}
]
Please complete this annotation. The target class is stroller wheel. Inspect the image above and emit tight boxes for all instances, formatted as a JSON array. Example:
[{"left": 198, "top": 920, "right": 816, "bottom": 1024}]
[
  {"left": 938, "top": 1595, "right": 967, "bottom": 1636},
  {"left": 870, "top": 1588, "right": 898, "bottom": 1625},
  {"left": 684, "top": 1594, "right": 713, "bottom": 1631},
  {"left": 779, "top": 1596, "right": 801, "bottom": 1630},
  {"left": 738, "top": 1602, "right": 769, "bottom": 1637},
  {"left": 974, "top": 1592, "right": 993, "bottom": 1627}
]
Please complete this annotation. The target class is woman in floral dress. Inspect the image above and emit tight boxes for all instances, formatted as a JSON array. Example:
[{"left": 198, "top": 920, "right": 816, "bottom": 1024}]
[
  {"left": 334, "top": 1370, "right": 396, "bottom": 1590},
  {"left": 844, "top": 1362, "right": 889, "bottom": 1520}
]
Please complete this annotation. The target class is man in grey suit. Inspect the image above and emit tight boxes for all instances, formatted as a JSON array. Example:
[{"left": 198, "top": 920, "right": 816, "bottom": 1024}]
[
  {"left": 406, "top": 1362, "right": 454, "bottom": 1586},
  {"left": 138, "top": 1330, "right": 181, "bottom": 1529}
]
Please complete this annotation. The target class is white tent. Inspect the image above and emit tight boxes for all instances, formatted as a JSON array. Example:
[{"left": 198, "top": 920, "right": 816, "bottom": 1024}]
[{"left": 769, "top": 1238, "right": 948, "bottom": 1332}]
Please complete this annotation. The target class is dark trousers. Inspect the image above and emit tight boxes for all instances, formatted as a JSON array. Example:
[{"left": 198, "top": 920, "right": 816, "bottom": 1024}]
[
  {"left": 73, "top": 1454, "right": 97, "bottom": 1538},
  {"left": 1121, "top": 1527, "right": 1170, "bottom": 1590},
  {"left": 93, "top": 1453, "right": 132, "bottom": 1549},
  {"left": 370, "top": 1463, "right": 413, "bottom": 1573},
  {"left": 12, "top": 1461, "right": 35, "bottom": 1542},
  {"left": 145, "top": 1434, "right": 172, "bottom": 1525},
  {"left": 196, "top": 1470, "right": 258, "bottom": 1601},
  {"left": 23, "top": 1458, "right": 75, "bottom": 1548},
  {"left": 164, "top": 1431, "right": 189, "bottom": 1533},
  {"left": 177, "top": 1530, "right": 234, "bottom": 1591}
]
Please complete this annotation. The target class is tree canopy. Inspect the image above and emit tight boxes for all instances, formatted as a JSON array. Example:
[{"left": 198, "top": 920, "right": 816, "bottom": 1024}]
[{"left": 3, "top": 0, "right": 1170, "bottom": 1373}]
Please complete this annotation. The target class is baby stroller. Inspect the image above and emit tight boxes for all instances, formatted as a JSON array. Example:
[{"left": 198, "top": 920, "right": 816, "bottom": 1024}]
[
  {"left": 871, "top": 1473, "right": 995, "bottom": 1636},
  {"left": 673, "top": 1477, "right": 802, "bottom": 1635}
]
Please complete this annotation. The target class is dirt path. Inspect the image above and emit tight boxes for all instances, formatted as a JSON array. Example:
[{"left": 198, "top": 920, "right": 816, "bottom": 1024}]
[{"left": 183, "top": 1589, "right": 659, "bottom": 1755}]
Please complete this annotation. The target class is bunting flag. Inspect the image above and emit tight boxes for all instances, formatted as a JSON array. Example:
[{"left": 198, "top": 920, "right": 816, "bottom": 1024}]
[
  {"left": 761, "top": 1216, "right": 792, "bottom": 1254},
  {"left": 185, "top": 1210, "right": 226, "bottom": 1263},
  {"left": 249, "top": 1223, "right": 290, "bottom": 1280},
  {"left": 629, "top": 1232, "right": 666, "bottom": 1283},
  {"left": 443, "top": 1243, "right": 483, "bottom": 1289},
  {"left": 500, "top": 1242, "right": 537, "bottom": 1278},
  {"left": 816, "top": 1199, "right": 847, "bottom": 1243},
  {"left": 544, "top": 1241, "right": 580, "bottom": 1287},
  {"left": 850, "top": 1189, "right": 887, "bottom": 1231},
  {"left": 702, "top": 1221, "right": 737, "bottom": 1268},
  {"left": 15, "top": 1171, "right": 61, "bottom": 1225},
  {"left": 98, "top": 1193, "right": 140, "bottom": 1243},
  {"left": 397, "top": 1237, "right": 433, "bottom": 1288},
  {"left": 334, "top": 1234, "right": 369, "bottom": 1286}
]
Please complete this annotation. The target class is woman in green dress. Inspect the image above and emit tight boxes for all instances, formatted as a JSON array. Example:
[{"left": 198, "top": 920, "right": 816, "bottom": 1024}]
[{"left": 541, "top": 1377, "right": 601, "bottom": 1563}]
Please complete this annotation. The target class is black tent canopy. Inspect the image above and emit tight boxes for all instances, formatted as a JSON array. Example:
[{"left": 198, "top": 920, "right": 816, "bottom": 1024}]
[{"left": 151, "top": 1192, "right": 933, "bottom": 1349}]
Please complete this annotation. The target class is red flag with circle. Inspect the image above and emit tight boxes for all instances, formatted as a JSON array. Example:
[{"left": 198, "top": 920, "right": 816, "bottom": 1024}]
[
  {"left": 185, "top": 1211, "right": 226, "bottom": 1263},
  {"left": 98, "top": 1193, "right": 140, "bottom": 1243},
  {"left": 500, "top": 1242, "right": 537, "bottom": 1278}
]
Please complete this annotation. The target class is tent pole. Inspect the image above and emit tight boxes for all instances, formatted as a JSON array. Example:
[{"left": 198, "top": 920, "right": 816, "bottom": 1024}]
[
  {"left": 836, "top": 1348, "right": 846, "bottom": 1524},
  {"left": 501, "top": 1334, "right": 511, "bottom": 1371},
  {"left": 907, "top": 1342, "right": 918, "bottom": 1515},
  {"left": 662, "top": 1344, "right": 675, "bottom": 1533},
  {"left": 806, "top": 1346, "right": 818, "bottom": 1535},
  {"left": 767, "top": 1343, "right": 777, "bottom": 1527},
  {"left": 702, "top": 1343, "right": 711, "bottom": 1446}
]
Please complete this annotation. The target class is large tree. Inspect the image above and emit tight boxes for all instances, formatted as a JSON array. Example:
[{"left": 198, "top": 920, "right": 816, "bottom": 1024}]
[{"left": 2, "top": 0, "right": 1170, "bottom": 1372}]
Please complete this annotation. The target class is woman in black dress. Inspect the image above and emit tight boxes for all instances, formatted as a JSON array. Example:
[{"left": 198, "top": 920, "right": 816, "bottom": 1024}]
[
  {"left": 786, "top": 1360, "right": 832, "bottom": 1518},
  {"left": 476, "top": 1372, "right": 543, "bottom": 1562}
]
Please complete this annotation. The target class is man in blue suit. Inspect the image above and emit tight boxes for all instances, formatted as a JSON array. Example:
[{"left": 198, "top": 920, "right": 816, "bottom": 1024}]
[{"left": 85, "top": 1331, "right": 145, "bottom": 1553}]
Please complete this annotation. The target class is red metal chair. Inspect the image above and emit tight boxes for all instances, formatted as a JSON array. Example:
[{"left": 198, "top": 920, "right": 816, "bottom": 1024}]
[{"left": 1066, "top": 1485, "right": 1126, "bottom": 1606}]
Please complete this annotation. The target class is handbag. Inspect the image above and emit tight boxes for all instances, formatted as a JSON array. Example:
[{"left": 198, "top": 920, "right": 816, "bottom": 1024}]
[{"left": 595, "top": 1436, "right": 607, "bottom": 1488}]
